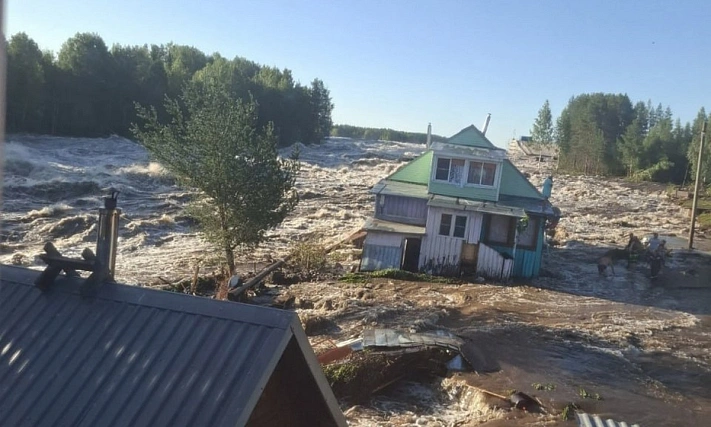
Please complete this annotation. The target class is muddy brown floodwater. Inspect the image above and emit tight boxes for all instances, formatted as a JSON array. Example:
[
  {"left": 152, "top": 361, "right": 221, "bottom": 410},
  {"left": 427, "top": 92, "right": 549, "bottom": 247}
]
[{"left": 274, "top": 156, "right": 711, "bottom": 426}]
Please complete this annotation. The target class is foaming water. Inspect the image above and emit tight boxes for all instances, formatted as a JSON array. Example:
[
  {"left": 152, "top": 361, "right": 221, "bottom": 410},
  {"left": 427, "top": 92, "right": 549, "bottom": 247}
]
[
  {"left": 3, "top": 138, "right": 711, "bottom": 423},
  {"left": 2, "top": 135, "right": 424, "bottom": 284}
]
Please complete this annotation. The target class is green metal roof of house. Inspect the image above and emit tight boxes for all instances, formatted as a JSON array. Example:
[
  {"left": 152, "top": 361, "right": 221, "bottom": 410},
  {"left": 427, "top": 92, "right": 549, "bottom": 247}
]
[
  {"left": 446, "top": 125, "right": 500, "bottom": 149},
  {"left": 383, "top": 128, "right": 544, "bottom": 202},
  {"left": 388, "top": 150, "right": 432, "bottom": 185},
  {"left": 498, "top": 159, "right": 544, "bottom": 199}
]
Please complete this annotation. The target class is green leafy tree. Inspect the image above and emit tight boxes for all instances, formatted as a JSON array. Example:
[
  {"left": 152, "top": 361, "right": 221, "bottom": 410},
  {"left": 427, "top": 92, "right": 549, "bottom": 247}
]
[
  {"left": 687, "top": 108, "right": 711, "bottom": 186},
  {"left": 618, "top": 117, "right": 644, "bottom": 176},
  {"left": 309, "top": 78, "right": 334, "bottom": 143},
  {"left": 556, "top": 93, "right": 634, "bottom": 174},
  {"left": 6, "top": 33, "right": 46, "bottom": 132},
  {"left": 57, "top": 32, "right": 113, "bottom": 135},
  {"left": 111, "top": 44, "right": 153, "bottom": 132},
  {"left": 164, "top": 43, "right": 209, "bottom": 97},
  {"left": 131, "top": 83, "right": 300, "bottom": 273}
]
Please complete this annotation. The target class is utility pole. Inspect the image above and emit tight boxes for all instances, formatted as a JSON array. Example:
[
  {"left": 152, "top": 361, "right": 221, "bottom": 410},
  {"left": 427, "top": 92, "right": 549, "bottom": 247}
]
[{"left": 689, "top": 120, "right": 707, "bottom": 249}]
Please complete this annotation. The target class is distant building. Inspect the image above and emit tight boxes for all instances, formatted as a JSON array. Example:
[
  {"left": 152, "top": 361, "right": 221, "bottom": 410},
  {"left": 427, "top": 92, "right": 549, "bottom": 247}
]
[
  {"left": 0, "top": 265, "right": 346, "bottom": 427},
  {"left": 507, "top": 136, "right": 558, "bottom": 159},
  {"left": 361, "top": 125, "right": 559, "bottom": 281}
]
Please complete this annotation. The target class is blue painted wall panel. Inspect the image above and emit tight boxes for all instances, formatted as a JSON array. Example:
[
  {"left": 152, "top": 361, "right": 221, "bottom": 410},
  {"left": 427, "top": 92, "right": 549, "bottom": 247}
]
[{"left": 488, "top": 220, "right": 544, "bottom": 279}]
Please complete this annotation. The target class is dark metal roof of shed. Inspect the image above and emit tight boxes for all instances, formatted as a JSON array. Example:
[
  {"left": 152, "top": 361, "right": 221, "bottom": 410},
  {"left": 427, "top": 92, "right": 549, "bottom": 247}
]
[{"left": 0, "top": 265, "right": 346, "bottom": 427}]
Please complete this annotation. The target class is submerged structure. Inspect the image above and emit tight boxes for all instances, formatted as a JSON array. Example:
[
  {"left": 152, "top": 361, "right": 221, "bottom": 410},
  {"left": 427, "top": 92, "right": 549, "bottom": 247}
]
[{"left": 361, "top": 123, "right": 559, "bottom": 280}]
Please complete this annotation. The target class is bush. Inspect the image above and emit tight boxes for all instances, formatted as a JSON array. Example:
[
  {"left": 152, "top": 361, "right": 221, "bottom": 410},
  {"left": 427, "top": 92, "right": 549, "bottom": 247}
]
[{"left": 290, "top": 241, "right": 329, "bottom": 271}]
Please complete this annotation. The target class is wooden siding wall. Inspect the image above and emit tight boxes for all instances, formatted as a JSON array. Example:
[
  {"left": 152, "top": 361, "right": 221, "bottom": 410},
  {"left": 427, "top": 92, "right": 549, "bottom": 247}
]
[
  {"left": 375, "top": 195, "right": 428, "bottom": 225},
  {"left": 476, "top": 243, "right": 514, "bottom": 280},
  {"left": 361, "top": 232, "right": 404, "bottom": 271},
  {"left": 419, "top": 207, "right": 483, "bottom": 271}
]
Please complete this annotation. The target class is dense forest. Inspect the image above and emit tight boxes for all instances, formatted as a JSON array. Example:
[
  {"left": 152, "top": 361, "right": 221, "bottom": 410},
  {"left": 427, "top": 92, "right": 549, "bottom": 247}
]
[
  {"left": 6, "top": 32, "right": 333, "bottom": 146},
  {"left": 530, "top": 93, "right": 709, "bottom": 185},
  {"left": 331, "top": 124, "right": 445, "bottom": 144}
]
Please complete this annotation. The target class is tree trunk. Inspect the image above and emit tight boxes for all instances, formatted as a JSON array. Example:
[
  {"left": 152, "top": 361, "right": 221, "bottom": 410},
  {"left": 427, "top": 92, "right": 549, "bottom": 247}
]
[{"left": 224, "top": 245, "right": 235, "bottom": 275}]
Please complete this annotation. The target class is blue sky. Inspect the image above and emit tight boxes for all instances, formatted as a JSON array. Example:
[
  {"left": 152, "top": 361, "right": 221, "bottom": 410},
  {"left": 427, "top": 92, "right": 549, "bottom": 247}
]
[{"left": 7, "top": 0, "right": 711, "bottom": 147}]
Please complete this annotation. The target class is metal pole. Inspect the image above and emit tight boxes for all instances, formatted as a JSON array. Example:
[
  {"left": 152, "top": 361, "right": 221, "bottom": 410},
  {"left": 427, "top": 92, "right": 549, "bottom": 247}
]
[
  {"left": 689, "top": 121, "right": 707, "bottom": 249},
  {"left": 96, "top": 192, "right": 121, "bottom": 280},
  {"left": 0, "top": 0, "right": 6, "bottom": 224}
]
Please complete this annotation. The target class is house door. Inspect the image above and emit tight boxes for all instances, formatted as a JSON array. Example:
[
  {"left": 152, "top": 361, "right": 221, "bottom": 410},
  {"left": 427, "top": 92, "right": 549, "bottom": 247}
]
[
  {"left": 460, "top": 243, "right": 479, "bottom": 276},
  {"left": 401, "top": 238, "right": 421, "bottom": 272}
]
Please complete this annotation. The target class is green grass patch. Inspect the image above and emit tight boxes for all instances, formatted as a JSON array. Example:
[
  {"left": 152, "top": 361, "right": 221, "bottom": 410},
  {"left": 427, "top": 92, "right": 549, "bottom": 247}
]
[
  {"left": 578, "top": 387, "right": 603, "bottom": 400},
  {"left": 698, "top": 212, "right": 711, "bottom": 230},
  {"left": 681, "top": 198, "right": 711, "bottom": 210},
  {"left": 561, "top": 403, "right": 579, "bottom": 421},
  {"left": 323, "top": 362, "right": 359, "bottom": 384},
  {"left": 532, "top": 382, "right": 556, "bottom": 391},
  {"left": 339, "top": 269, "right": 461, "bottom": 284}
]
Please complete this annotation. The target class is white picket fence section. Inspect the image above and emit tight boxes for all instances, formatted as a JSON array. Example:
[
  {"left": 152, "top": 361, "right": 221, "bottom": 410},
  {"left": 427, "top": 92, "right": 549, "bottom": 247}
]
[{"left": 476, "top": 243, "right": 514, "bottom": 281}]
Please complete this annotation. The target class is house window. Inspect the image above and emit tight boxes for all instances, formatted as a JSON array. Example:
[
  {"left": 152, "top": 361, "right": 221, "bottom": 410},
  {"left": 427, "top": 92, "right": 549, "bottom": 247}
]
[
  {"left": 453, "top": 216, "right": 467, "bottom": 238},
  {"left": 435, "top": 158, "right": 450, "bottom": 180},
  {"left": 439, "top": 213, "right": 467, "bottom": 238},
  {"left": 485, "top": 215, "right": 515, "bottom": 246},
  {"left": 439, "top": 214, "right": 452, "bottom": 236},
  {"left": 467, "top": 161, "right": 497, "bottom": 186},
  {"left": 517, "top": 217, "right": 539, "bottom": 249},
  {"left": 435, "top": 157, "right": 465, "bottom": 185}
]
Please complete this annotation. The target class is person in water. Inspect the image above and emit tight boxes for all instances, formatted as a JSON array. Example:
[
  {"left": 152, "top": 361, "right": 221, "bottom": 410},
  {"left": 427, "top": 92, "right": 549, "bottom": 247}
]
[
  {"left": 542, "top": 176, "right": 553, "bottom": 200},
  {"left": 647, "top": 232, "right": 661, "bottom": 253}
]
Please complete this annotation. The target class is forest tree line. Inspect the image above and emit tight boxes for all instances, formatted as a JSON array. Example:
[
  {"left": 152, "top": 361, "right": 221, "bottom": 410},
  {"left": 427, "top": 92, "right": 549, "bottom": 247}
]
[
  {"left": 331, "top": 124, "right": 445, "bottom": 144},
  {"left": 6, "top": 32, "right": 333, "bottom": 146},
  {"left": 530, "top": 93, "right": 709, "bottom": 185},
  {"left": 531, "top": 93, "right": 711, "bottom": 184}
]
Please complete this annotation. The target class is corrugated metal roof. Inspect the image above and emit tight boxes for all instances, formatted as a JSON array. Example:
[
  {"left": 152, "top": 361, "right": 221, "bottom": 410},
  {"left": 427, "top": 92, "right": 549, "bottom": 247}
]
[
  {"left": 0, "top": 265, "right": 346, "bottom": 427},
  {"left": 577, "top": 412, "right": 641, "bottom": 427},
  {"left": 363, "top": 217, "right": 426, "bottom": 235},
  {"left": 362, "top": 329, "right": 463, "bottom": 351}
]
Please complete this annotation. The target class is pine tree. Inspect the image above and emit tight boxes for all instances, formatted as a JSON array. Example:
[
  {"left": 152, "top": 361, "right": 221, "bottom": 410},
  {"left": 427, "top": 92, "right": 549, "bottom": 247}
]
[
  {"left": 132, "top": 82, "right": 300, "bottom": 273},
  {"left": 530, "top": 100, "right": 555, "bottom": 164}
]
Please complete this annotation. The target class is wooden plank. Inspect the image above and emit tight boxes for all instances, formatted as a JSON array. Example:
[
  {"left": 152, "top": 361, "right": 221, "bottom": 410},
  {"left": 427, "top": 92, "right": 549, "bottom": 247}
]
[
  {"left": 38, "top": 254, "right": 95, "bottom": 271},
  {"left": 43, "top": 242, "right": 80, "bottom": 277},
  {"left": 228, "top": 259, "right": 286, "bottom": 298}
]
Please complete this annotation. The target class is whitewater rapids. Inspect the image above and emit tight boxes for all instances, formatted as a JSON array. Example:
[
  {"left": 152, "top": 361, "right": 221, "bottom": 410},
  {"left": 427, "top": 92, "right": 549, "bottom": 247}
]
[{"left": 1, "top": 135, "right": 421, "bottom": 284}]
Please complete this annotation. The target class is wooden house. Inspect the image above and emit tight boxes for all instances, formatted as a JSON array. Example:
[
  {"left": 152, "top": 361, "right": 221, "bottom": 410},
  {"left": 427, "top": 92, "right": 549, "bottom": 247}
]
[{"left": 360, "top": 125, "right": 559, "bottom": 281}]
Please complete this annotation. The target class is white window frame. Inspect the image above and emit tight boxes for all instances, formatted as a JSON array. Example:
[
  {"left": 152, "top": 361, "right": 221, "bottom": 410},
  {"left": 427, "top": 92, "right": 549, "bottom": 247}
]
[
  {"left": 453, "top": 215, "right": 467, "bottom": 238},
  {"left": 439, "top": 213, "right": 467, "bottom": 238},
  {"left": 438, "top": 213, "right": 452, "bottom": 236},
  {"left": 433, "top": 155, "right": 500, "bottom": 189},
  {"left": 466, "top": 160, "right": 497, "bottom": 187}
]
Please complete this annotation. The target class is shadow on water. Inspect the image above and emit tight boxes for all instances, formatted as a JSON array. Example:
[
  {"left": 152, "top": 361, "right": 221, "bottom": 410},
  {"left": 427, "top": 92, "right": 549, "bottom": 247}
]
[
  {"left": 534, "top": 240, "right": 711, "bottom": 316},
  {"left": 449, "top": 319, "right": 711, "bottom": 426},
  {"left": 436, "top": 239, "right": 711, "bottom": 425}
]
